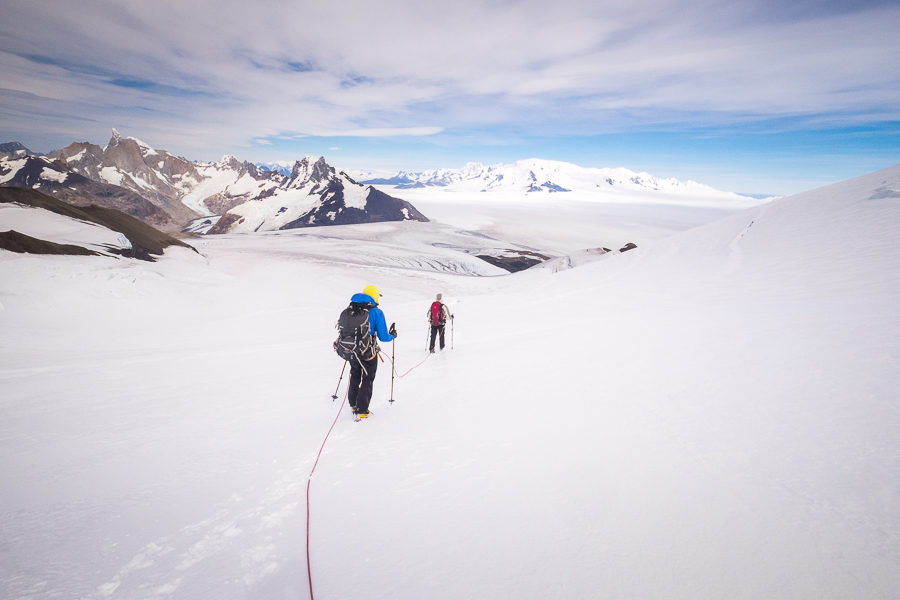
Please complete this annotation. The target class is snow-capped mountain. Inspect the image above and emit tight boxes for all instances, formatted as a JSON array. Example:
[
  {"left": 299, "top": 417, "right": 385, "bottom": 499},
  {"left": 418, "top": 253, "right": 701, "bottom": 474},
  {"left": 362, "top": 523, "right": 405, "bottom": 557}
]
[
  {"left": 4, "top": 130, "right": 428, "bottom": 234},
  {"left": 6, "top": 131, "right": 766, "bottom": 237},
  {"left": 207, "top": 156, "right": 428, "bottom": 234},
  {"left": 255, "top": 161, "right": 293, "bottom": 177},
  {"left": 178, "top": 154, "right": 284, "bottom": 218},
  {"left": 0, "top": 153, "right": 179, "bottom": 230},
  {"left": 360, "top": 158, "right": 762, "bottom": 206},
  {"left": 48, "top": 129, "right": 275, "bottom": 227},
  {"left": 0, "top": 142, "right": 37, "bottom": 158}
]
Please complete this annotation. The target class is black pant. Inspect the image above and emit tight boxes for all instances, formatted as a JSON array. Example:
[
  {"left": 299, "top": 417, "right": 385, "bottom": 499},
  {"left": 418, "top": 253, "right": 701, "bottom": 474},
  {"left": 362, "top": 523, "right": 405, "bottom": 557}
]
[
  {"left": 348, "top": 353, "right": 378, "bottom": 413},
  {"left": 429, "top": 325, "right": 445, "bottom": 351}
]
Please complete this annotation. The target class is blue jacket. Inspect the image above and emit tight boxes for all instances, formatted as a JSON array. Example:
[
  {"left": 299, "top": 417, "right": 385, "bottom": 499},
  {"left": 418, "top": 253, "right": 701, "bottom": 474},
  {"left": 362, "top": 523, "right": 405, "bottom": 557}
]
[{"left": 351, "top": 293, "right": 395, "bottom": 342}]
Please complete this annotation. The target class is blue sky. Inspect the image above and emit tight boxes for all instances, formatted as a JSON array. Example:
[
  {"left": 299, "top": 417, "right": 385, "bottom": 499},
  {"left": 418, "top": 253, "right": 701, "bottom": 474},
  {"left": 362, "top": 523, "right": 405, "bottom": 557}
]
[{"left": 1, "top": 0, "right": 898, "bottom": 196}]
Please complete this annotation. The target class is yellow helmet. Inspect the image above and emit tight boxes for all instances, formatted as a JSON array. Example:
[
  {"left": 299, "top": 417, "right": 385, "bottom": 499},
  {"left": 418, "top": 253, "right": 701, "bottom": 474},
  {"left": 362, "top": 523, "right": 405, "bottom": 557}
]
[{"left": 363, "top": 284, "right": 380, "bottom": 303}]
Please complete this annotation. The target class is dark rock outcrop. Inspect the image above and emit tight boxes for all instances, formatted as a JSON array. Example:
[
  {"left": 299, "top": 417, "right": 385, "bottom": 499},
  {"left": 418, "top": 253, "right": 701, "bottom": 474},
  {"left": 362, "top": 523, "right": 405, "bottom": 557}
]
[{"left": 0, "top": 230, "right": 102, "bottom": 257}]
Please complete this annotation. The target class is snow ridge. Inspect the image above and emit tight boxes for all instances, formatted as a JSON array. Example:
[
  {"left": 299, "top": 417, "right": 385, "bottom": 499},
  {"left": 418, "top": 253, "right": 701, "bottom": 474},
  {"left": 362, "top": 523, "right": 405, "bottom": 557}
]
[{"left": 360, "top": 158, "right": 759, "bottom": 205}]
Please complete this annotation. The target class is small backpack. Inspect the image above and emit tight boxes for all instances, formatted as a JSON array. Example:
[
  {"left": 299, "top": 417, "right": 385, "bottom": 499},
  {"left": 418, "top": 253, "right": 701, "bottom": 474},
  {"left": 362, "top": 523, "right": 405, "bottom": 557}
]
[
  {"left": 333, "top": 302, "right": 376, "bottom": 362},
  {"left": 430, "top": 301, "right": 445, "bottom": 326}
]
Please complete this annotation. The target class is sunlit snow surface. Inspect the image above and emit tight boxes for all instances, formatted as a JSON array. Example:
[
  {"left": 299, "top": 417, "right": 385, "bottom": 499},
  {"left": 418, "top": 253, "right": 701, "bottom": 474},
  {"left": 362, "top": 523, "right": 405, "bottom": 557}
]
[
  {"left": 1, "top": 166, "right": 899, "bottom": 599},
  {"left": 0, "top": 202, "right": 132, "bottom": 253}
]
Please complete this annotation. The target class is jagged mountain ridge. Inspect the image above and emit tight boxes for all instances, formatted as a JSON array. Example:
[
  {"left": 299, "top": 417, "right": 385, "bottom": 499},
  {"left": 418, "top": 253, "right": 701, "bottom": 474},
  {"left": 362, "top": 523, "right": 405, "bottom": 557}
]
[
  {"left": 2, "top": 130, "right": 428, "bottom": 234},
  {"left": 207, "top": 156, "right": 428, "bottom": 233},
  {"left": 48, "top": 130, "right": 280, "bottom": 227},
  {"left": 0, "top": 154, "right": 178, "bottom": 230}
]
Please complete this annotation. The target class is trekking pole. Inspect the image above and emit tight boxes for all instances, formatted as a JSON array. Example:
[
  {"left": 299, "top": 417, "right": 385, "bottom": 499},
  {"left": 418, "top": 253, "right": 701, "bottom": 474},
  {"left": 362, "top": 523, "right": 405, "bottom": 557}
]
[
  {"left": 389, "top": 340, "right": 396, "bottom": 404},
  {"left": 331, "top": 361, "right": 347, "bottom": 400},
  {"left": 451, "top": 316, "right": 454, "bottom": 350}
]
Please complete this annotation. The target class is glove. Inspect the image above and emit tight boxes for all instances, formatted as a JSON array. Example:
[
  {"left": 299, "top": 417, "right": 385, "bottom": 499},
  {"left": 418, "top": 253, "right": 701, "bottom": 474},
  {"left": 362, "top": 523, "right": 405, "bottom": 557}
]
[{"left": 389, "top": 323, "right": 398, "bottom": 337}]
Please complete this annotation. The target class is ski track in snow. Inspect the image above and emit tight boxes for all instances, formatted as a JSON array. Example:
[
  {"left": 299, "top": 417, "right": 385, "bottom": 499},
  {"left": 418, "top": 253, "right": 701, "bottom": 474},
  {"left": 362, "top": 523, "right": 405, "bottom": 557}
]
[{"left": 94, "top": 469, "right": 302, "bottom": 599}]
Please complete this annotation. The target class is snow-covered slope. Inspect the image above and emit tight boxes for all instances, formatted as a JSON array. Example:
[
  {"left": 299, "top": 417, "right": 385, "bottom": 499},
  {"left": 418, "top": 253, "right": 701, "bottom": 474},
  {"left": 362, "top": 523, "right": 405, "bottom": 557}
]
[
  {"left": 0, "top": 187, "right": 196, "bottom": 261},
  {"left": 177, "top": 155, "right": 283, "bottom": 217},
  {"left": 0, "top": 202, "right": 132, "bottom": 254},
  {"left": 0, "top": 165, "right": 898, "bottom": 599}
]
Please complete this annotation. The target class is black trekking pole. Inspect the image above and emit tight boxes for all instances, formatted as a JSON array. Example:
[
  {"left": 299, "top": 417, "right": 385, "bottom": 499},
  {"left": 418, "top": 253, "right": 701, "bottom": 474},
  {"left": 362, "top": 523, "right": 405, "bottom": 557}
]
[
  {"left": 331, "top": 361, "right": 347, "bottom": 400},
  {"left": 389, "top": 340, "right": 395, "bottom": 404}
]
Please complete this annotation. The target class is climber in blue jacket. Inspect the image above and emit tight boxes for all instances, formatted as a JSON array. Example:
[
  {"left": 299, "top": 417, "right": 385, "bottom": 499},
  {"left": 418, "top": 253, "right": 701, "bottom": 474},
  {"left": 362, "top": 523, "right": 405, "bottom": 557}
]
[{"left": 348, "top": 284, "right": 396, "bottom": 418}]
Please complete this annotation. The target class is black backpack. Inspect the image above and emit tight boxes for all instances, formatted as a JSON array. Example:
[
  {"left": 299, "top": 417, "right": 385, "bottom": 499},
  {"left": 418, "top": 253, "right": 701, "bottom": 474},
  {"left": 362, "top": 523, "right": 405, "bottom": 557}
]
[{"left": 333, "top": 302, "right": 376, "bottom": 362}]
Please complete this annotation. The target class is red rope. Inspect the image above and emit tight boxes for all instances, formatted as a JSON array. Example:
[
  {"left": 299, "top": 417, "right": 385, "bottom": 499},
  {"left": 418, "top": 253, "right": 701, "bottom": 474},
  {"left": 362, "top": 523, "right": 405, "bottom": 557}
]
[
  {"left": 306, "top": 389, "right": 347, "bottom": 600},
  {"left": 387, "top": 351, "right": 431, "bottom": 378},
  {"left": 306, "top": 348, "right": 430, "bottom": 597}
]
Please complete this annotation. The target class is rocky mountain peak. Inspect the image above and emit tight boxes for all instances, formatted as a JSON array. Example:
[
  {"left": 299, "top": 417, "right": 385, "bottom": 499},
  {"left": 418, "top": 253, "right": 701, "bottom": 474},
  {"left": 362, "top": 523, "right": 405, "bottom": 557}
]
[
  {"left": 104, "top": 132, "right": 149, "bottom": 173},
  {"left": 285, "top": 156, "right": 334, "bottom": 189},
  {"left": 309, "top": 156, "right": 332, "bottom": 181},
  {"left": 50, "top": 142, "right": 104, "bottom": 175},
  {"left": 214, "top": 155, "right": 272, "bottom": 180},
  {"left": 217, "top": 154, "right": 241, "bottom": 169},
  {"left": 0, "top": 141, "right": 36, "bottom": 158}
]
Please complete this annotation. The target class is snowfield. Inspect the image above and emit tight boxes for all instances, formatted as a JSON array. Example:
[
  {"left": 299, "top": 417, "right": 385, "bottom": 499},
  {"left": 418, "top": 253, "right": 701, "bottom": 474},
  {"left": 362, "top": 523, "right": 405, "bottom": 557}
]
[
  {"left": 0, "top": 202, "right": 132, "bottom": 254},
  {"left": 357, "top": 159, "right": 766, "bottom": 207},
  {"left": 1, "top": 165, "right": 899, "bottom": 600}
]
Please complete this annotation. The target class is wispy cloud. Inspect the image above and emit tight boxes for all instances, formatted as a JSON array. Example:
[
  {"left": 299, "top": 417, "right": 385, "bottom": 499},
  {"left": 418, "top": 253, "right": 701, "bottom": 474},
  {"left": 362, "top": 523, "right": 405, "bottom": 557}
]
[{"left": 0, "top": 0, "right": 898, "bottom": 188}]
